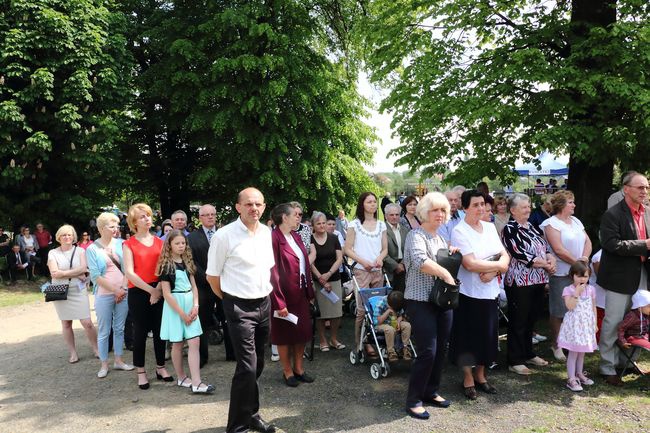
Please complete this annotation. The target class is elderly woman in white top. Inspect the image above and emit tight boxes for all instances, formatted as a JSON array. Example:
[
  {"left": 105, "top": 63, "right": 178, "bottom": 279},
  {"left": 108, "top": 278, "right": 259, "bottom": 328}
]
[
  {"left": 86, "top": 213, "right": 134, "bottom": 378},
  {"left": 403, "top": 192, "right": 457, "bottom": 419},
  {"left": 540, "top": 190, "right": 592, "bottom": 361},
  {"left": 449, "top": 190, "right": 510, "bottom": 400},
  {"left": 48, "top": 225, "right": 98, "bottom": 363}
]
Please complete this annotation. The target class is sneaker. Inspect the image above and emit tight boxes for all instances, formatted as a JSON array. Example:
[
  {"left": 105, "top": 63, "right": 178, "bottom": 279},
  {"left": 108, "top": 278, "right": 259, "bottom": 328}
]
[
  {"left": 578, "top": 374, "right": 594, "bottom": 386},
  {"left": 566, "top": 378, "right": 583, "bottom": 392},
  {"left": 388, "top": 349, "right": 399, "bottom": 363},
  {"left": 97, "top": 368, "right": 108, "bottom": 378},
  {"left": 552, "top": 346, "right": 566, "bottom": 361},
  {"left": 271, "top": 353, "right": 280, "bottom": 362}
]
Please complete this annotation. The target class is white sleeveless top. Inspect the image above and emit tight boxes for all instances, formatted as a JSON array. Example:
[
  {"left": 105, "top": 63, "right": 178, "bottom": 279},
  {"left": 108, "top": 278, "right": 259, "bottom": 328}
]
[{"left": 350, "top": 219, "right": 386, "bottom": 269}]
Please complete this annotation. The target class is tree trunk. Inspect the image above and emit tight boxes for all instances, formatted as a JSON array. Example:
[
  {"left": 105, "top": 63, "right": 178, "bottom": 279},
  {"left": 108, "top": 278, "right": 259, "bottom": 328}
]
[
  {"left": 568, "top": 0, "right": 617, "bottom": 247},
  {"left": 567, "top": 156, "right": 613, "bottom": 246}
]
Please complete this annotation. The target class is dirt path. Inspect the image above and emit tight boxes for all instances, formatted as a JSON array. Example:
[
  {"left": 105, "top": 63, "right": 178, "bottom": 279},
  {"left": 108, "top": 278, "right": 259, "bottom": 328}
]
[{"left": 1, "top": 298, "right": 649, "bottom": 433}]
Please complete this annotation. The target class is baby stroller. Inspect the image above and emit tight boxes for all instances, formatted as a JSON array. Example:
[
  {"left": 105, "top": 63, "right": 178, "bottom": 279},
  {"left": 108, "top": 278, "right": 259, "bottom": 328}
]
[{"left": 349, "top": 280, "right": 417, "bottom": 380}]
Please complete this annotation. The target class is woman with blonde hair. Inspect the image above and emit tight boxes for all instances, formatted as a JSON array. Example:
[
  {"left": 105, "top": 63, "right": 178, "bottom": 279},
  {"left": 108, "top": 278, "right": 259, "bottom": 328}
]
[
  {"left": 47, "top": 224, "right": 98, "bottom": 363},
  {"left": 493, "top": 196, "right": 510, "bottom": 235},
  {"left": 86, "top": 213, "right": 134, "bottom": 378},
  {"left": 403, "top": 192, "right": 456, "bottom": 418},
  {"left": 540, "top": 190, "right": 592, "bottom": 361},
  {"left": 122, "top": 203, "right": 171, "bottom": 389}
]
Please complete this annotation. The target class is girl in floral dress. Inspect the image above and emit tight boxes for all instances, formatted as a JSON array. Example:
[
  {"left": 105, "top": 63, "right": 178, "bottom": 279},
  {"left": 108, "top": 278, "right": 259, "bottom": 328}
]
[{"left": 558, "top": 260, "right": 598, "bottom": 392}]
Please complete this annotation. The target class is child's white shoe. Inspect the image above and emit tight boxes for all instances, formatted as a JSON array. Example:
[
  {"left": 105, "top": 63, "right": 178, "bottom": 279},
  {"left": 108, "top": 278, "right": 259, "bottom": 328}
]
[
  {"left": 578, "top": 373, "right": 594, "bottom": 386},
  {"left": 566, "top": 378, "right": 583, "bottom": 392}
]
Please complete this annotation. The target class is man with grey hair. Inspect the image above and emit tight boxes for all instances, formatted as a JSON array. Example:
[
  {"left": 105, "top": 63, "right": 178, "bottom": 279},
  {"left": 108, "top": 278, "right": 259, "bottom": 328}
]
[
  {"left": 188, "top": 204, "right": 234, "bottom": 366},
  {"left": 161, "top": 209, "right": 190, "bottom": 240},
  {"left": 598, "top": 171, "right": 650, "bottom": 385},
  {"left": 439, "top": 190, "right": 462, "bottom": 243},
  {"left": 383, "top": 203, "right": 409, "bottom": 292}
]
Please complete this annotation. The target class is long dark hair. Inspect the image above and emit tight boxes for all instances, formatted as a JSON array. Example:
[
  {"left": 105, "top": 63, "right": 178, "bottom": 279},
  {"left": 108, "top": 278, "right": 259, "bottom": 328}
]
[
  {"left": 400, "top": 195, "right": 418, "bottom": 216},
  {"left": 355, "top": 192, "right": 377, "bottom": 223}
]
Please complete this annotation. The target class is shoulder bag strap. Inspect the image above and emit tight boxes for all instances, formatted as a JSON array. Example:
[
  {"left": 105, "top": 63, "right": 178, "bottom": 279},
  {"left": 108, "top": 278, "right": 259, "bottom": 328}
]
[
  {"left": 66, "top": 246, "right": 77, "bottom": 285},
  {"left": 95, "top": 241, "right": 122, "bottom": 273}
]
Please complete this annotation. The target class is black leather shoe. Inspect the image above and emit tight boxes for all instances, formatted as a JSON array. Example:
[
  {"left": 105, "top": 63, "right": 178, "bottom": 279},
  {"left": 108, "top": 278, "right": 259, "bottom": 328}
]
[
  {"left": 293, "top": 371, "right": 315, "bottom": 383},
  {"left": 250, "top": 416, "right": 276, "bottom": 433},
  {"left": 476, "top": 381, "right": 497, "bottom": 394},
  {"left": 463, "top": 385, "right": 477, "bottom": 400},
  {"left": 284, "top": 374, "right": 299, "bottom": 387},
  {"left": 405, "top": 407, "right": 430, "bottom": 420},
  {"left": 423, "top": 394, "right": 451, "bottom": 408}
]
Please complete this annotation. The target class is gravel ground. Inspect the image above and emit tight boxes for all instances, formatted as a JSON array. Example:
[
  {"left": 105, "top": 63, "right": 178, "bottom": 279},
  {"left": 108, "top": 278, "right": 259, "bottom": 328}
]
[{"left": 0, "top": 298, "right": 649, "bottom": 433}]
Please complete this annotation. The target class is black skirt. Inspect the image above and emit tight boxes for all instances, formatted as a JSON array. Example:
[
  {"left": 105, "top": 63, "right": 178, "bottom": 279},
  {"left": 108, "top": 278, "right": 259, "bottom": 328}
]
[{"left": 449, "top": 293, "right": 498, "bottom": 367}]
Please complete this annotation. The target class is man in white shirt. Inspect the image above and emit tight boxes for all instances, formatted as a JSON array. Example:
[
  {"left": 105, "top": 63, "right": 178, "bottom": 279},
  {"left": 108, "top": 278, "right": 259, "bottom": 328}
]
[
  {"left": 383, "top": 203, "right": 409, "bottom": 292},
  {"left": 206, "top": 188, "right": 276, "bottom": 433}
]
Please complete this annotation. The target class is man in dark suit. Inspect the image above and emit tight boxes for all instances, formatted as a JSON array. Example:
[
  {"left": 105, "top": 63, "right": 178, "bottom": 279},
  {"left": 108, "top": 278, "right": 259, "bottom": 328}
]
[
  {"left": 7, "top": 244, "right": 32, "bottom": 282},
  {"left": 187, "top": 204, "right": 234, "bottom": 366},
  {"left": 598, "top": 171, "right": 650, "bottom": 385},
  {"left": 383, "top": 203, "right": 409, "bottom": 292}
]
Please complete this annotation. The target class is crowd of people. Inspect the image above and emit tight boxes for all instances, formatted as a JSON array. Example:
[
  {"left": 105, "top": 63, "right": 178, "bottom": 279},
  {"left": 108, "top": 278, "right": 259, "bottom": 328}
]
[{"left": 2, "top": 172, "right": 650, "bottom": 432}]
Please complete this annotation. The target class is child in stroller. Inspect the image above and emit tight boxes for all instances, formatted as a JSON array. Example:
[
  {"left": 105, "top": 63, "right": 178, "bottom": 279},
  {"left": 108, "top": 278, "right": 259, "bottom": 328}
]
[{"left": 371, "top": 290, "right": 412, "bottom": 362}]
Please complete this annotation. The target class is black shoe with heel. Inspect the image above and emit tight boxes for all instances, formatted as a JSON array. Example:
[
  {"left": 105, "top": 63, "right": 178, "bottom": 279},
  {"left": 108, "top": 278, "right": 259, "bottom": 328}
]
[
  {"left": 137, "top": 371, "right": 150, "bottom": 390},
  {"left": 155, "top": 366, "right": 174, "bottom": 382}
]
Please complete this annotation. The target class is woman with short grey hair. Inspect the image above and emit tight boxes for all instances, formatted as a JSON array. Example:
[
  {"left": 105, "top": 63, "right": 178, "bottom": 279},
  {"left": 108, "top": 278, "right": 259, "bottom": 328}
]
[
  {"left": 403, "top": 192, "right": 455, "bottom": 419},
  {"left": 502, "top": 194, "right": 556, "bottom": 375},
  {"left": 309, "top": 211, "right": 344, "bottom": 351}
]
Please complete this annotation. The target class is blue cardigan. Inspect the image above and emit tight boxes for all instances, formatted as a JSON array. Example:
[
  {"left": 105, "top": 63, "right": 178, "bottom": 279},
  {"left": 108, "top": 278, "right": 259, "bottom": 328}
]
[{"left": 86, "top": 239, "right": 125, "bottom": 294}]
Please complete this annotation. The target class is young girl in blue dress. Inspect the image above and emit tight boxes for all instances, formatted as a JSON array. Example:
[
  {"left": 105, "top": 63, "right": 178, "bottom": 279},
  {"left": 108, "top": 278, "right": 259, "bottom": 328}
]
[
  {"left": 557, "top": 260, "right": 598, "bottom": 392},
  {"left": 157, "top": 230, "right": 214, "bottom": 394}
]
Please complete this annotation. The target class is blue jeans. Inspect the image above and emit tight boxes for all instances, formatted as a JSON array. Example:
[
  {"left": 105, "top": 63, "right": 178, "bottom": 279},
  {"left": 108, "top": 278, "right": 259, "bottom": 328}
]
[{"left": 95, "top": 293, "right": 129, "bottom": 362}]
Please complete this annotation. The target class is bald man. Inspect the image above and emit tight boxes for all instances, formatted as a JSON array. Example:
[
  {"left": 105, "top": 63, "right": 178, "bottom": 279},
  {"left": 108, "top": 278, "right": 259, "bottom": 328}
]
[
  {"left": 188, "top": 204, "right": 234, "bottom": 366},
  {"left": 207, "top": 188, "right": 276, "bottom": 433}
]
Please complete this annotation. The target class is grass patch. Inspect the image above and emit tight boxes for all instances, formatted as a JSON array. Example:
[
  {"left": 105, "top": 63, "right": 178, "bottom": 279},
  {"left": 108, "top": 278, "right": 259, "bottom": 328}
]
[{"left": 0, "top": 280, "right": 44, "bottom": 308}]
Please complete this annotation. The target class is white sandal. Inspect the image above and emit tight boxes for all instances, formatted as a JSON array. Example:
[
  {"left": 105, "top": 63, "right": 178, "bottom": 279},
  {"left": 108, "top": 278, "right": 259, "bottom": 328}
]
[
  {"left": 177, "top": 376, "right": 192, "bottom": 388},
  {"left": 191, "top": 382, "right": 215, "bottom": 394}
]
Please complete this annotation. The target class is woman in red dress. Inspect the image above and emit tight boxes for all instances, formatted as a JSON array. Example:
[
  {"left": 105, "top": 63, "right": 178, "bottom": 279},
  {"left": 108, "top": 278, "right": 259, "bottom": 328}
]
[{"left": 270, "top": 203, "right": 315, "bottom": 387}]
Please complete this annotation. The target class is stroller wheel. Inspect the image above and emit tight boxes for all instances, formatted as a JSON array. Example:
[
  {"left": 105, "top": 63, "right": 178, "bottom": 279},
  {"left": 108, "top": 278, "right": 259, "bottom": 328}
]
[
  {"left": 349, "top": 350, "right": 358, "bottom": 365},
  {"left": 358, "top": 351, "right": 365, "bottom": 364},
  {"left": 348, "top": 300, "right": 357, "bottom": 316},
  {"left": 380, "top": 347, "right": 388, "bottom": 359},
  {"left": 370, "top": 363, "right": 381, "bottom": 380},
  {"left": 381, "top": 364, "right": 390, "bottom": 378}
]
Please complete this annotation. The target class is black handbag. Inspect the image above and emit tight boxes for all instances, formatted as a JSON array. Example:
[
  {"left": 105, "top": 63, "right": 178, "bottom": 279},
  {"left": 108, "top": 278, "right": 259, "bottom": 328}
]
[
  {"left": 43, "top": 246, "right": 77, "bottom": 302},
  {"left": 428, "top": 248, "right": 463, "bottom": 310}
]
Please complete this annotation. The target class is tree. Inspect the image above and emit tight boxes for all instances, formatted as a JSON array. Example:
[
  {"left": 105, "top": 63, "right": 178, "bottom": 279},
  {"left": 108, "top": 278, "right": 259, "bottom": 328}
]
[
  {"left": 362, "top": 0, "right": 650, "bottom": 234},
  {"left": 0, "top": 0, "right": 133, "bottom": 231},
  {"left": 122, "top": 0, "right": 378, "bottom": 218}
]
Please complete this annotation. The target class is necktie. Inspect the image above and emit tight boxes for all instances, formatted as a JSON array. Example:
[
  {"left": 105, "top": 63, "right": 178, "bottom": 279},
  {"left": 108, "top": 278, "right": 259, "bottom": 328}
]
[
  {"left": 207, "top": 229, "right": 214, "bottom": 241},
  {"left": 16, "top": 253, "right": 21, "bottom": 264}
]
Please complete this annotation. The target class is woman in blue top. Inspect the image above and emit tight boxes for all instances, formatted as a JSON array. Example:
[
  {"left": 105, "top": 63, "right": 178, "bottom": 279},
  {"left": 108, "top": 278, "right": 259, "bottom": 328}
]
[{"left": 86, "top": 213, "right": 133, "bottom": 378}]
